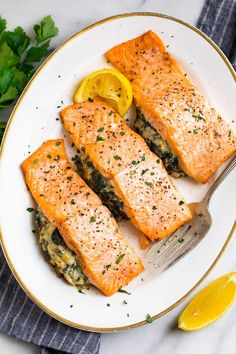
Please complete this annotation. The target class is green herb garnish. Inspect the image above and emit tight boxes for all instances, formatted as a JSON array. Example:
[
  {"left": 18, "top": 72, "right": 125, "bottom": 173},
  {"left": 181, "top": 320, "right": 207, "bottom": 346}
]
[
  {"left": 67, "top": 176, "right": 73, "bottom": 181},
  {"left": 90, "top": 216, "right": 96, "bottom": 223},
  {"left": 55, "top": 141, "right": 61, "bottom": 146},
  {"left": 118, "top": 288, "right": 131, "bottom": 295},
  {"left": 71, "top": 199, "right": 76, "bottom": 205},
  {"left": 97, "top": 127, "right": 104, "bottom": 132},
  {"left": 114, "top": 155, "right": 122, "bottom": 160},
  {"left": 193, "top": 128, "right": 198, "bottom": 135},
  {"left": 96, "top": 136, "right": 105, "bottom": 142},
  {"left": 26, "top": 207, "right": 34, "bottom": 212},
  {"left": 146, "top": 314, "right": 153, "bottom": 323},
  {"left": 33, "top": 159, "right": 38, "bottom": 164},
  {"left": 115, "top": 253, "right": 125, "bottom": 264},
  {"left": 0, "top": 15, "right": 58, "bottom": 130}
]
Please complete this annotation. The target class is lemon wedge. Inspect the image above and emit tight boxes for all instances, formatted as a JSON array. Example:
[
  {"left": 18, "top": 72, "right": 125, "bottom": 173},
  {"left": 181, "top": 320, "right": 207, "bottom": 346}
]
[
  {"left": 178, "top": 272, "right": 236, "bottom": 331},
  {"left": 74, "top": 68, "right": 133, "bottom": 116}
]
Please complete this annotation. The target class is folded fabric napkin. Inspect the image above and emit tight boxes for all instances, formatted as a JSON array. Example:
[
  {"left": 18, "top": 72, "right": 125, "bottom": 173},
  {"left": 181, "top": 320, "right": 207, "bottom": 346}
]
[{"left": 0, "top": 1, "right": 235, "bottom": 353}]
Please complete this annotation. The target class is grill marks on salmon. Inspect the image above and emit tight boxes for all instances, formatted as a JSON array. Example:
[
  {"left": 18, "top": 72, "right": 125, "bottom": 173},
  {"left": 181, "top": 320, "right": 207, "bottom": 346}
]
[
  {"left": 61, "top": 100, "right": 192, "bottom": 241},
  {"left": 105, "top": 30, "right": 236, "bottom": 183},
  {"left": 22, "top": 140, "right": 144, "bottom": 296}
]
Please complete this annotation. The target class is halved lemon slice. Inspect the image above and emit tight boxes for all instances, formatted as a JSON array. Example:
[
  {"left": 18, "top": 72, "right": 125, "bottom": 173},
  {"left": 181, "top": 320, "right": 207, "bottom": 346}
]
[
  {"left": 74, "top": 68, "right": 133, "bottom": 116},
  {"left": 178, "top": 272, "right": 236, "bottom": 331}
]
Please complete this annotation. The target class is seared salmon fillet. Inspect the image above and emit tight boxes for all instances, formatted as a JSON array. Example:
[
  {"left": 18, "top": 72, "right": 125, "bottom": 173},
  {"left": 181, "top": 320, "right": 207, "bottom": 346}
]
[
  {"left": 105, "top": 30, "right": 236, "bottom": 183},
  {"left": 61, "top": 100, "right": 192, "bottom": 240},
  {"left": 22, "top": 139, "right": 144, "bottom": 296}
]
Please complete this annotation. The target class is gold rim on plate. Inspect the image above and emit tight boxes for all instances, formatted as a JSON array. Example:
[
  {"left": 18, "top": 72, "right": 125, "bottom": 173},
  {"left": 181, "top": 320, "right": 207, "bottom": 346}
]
[{"left": 0, "top": 12, "right": 235, "bottom": 332}]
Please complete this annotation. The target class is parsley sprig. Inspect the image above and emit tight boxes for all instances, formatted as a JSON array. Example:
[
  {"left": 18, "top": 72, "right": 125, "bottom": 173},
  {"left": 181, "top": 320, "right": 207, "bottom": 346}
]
[{"left": 0, "top": 15, "right": 58, "bottom": 142}]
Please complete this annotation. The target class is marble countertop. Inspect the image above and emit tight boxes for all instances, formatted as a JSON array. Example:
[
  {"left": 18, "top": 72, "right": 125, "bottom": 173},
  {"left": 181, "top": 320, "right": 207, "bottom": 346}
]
[{"left": 1, "top": 1, "right": 236, "bottom": 353}]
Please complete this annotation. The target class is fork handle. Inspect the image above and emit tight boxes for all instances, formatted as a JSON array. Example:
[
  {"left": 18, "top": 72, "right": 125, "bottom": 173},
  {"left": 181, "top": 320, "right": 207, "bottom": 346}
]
[{"left": 203, "top": 155, "right": 236, "bottom": 205}]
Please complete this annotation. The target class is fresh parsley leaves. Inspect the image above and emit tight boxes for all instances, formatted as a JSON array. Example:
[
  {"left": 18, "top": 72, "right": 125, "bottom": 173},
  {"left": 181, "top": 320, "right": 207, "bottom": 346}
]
[{"left": 0, "top": 15, "right": 58, "bottom": 143}]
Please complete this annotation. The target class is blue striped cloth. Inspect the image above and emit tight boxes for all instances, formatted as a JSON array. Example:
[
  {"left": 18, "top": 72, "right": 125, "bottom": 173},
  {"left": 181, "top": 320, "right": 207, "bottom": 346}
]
[{"left": 0, "top": 1, "right": 236, "bottom": 353}]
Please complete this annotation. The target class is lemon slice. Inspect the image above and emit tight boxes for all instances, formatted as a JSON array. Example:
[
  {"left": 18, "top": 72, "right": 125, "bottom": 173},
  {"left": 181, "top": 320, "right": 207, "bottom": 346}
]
[
  {"left": 178, "top": 272, "right": 236, "bottom": 331},
  {"left": 74, "top": 68, "right": 133, "bottom": 116}
]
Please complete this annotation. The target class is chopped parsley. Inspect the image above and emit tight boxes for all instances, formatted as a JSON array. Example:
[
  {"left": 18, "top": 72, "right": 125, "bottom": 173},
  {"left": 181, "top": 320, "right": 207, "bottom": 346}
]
[
  {"left": 120, "top": 131, "right": 125, "bottom": 136},
  {"left": 70, "top": 304, "right": 73, "bottom": 308},
  {"left": 141, "top": 155, "right": 146, "bottom": 161},
  {"left": 152, "top": 206, "right": 157, "bottom": 210},
  {"left": 47, "top": 154, "right": 52, "bottom": 159},
  {"left": 141, "top": 168, "right": 148, "bottom": 176},
  {"left": 108, "top": 110, "right": 113, "bottom": 116},
  {"left": 193, "top": 128, "right": 198, "bottom": 135},
  {"left": 123, "top": 300, "right": 128, "bottom": 305},
  {"left": 192, "top": 114, "right": 205, "bottom": 121},
  {"left": 96, "top": 136, "right": 105, "bottom": 142},
  {"left": 184, "top": 108, "right": 190, "bottom": 112},
  {"left": 67, "top": 176, "right": 73, "bottom": 181},
  {"left": 156, "top": 159, "right": 160, "bottom": 164},
  {"left": 97, "top": 127, "right": 104, "bottom": 132},
  {"left": 55, "top": 141, "right": 61, "bottom": 146},
  {"left": 132, "top": 160, "right": 138, "bottom": 165},
  {"left": 106, "top": 303, "right": 110, "bottom": 307},
  {"left": 90, "top": 216, "right": 96, "bottom": 223},
  {"left": 178, "top": 238, "right": 184, "bottom": 243},
  {"left": 71, "top": 199, "right": 76, "bottom": 205},
  {"left": 146, "top": 181, "right": 153, "bottom": 187},
  {"left": 88, "top": 97, "right": 94, "bottom": 102},
  {"left": 178, "top": 200, "right": 184, "bottom": 205},
  {"left": 26, "top": 207, "right": 34, "bottom": 212},
  {"left": 146, "top": 314, "right": 153, "bottom": 323},
  {"left": 115, "top": 253, "right": 125, "bottom": 264},
  {"left": 114, "top": 155, "right": 122, "bottom": 160},
  {"left": 33, "top": 159, "right": 38, "bottom": 164},
  {"left": 118, "top": 288, "right": 131, "bottom": 295}
]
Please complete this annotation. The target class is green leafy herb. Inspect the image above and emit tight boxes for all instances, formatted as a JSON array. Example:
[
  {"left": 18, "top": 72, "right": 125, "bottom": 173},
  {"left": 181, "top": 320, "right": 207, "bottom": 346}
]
[
  {"left": 90, "top": 216, "right": 96, "bottom": 223},
  {"left": 179, "top": 200, "right": 184, "bottom": 205},
  {"left": 192, "top": 114, "right": 205, "bottom": 121},
  {"left": 115, "top": 253, "right": 125, "bottom": 264},
  {"left": 71, "top": 199, "right": 76, "bottom": 205},
  {"left": 131, "top": 160, "right": 138, "bottom": 165},
  {"left": 184, "top": 108, "right": 190, "bottom": 112},
  {"left": 0, "top": 121, "right": 6, "bottom": 142},
  {"left": 193, "top": 128, "right": 198, "bottom": 135},
  {"left": 96, "top": 136, "right": 105, "bottom": 142},
  {"left": 97, "top": 127, "right": 104, "bottom": 132},
  {"left": 106, "top": 303, "right": 110, "bottom": 307},
  {"left": 26, "top": 207, "right": 34, "bottom": 212},
  {"left": 33, "top": 159, "right": 38, "bottom": 164},
  {"left": 55, "top": 141, "right": 61, "bottom": 146},
  {"left": 178, "top": 238, "right": 184, "bottom": 243},
  {"left": 141, "top": 168, "right": 148, "bottom": 176},
  {"left": 123, "top": 300, "right": 128, "bottom": 304},
  {"left": 114, "top": 155, "right": 122, "bottom": 160},
  {"left": 118, "top": 288, "right": 131, "bottom": 295},
  {"left": 67, "top": 176, "right": 73, "bottom": 181},
  {"left": 0, "top": 15, "right": 58, "bottom": 141},
  {"left": 146, "top": 314, "right": 153, "bottom": 323}
]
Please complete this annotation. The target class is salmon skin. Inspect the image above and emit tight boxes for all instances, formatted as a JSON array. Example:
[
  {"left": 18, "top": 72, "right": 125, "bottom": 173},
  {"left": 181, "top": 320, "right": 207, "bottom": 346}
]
[
  {"left": 105, "top": 30, "right": 236, "bottom": 183},
  {"left": 22, "top": 139, "right": 144, "bottom": 296},
  {"left": 61, "top": 100, "right": 192, "bottom": 241}
]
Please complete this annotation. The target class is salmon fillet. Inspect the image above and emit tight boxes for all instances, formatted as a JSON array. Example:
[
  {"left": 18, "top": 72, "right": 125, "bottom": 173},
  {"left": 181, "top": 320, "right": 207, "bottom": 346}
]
[
  {"left": 61, "top": 100, "right": 192, "bottom": 240},
  {"left": 22, "top": 139, "right": 144, "bottom": 296},
  {"left": 105, "top": 30, "right": 236, "bottom": 183}
]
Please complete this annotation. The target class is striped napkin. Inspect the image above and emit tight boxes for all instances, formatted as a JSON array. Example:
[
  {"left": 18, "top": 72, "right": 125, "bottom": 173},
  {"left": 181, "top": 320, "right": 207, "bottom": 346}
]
[{"left": 0, "top": 1, "right": 235, "bottom": 353}]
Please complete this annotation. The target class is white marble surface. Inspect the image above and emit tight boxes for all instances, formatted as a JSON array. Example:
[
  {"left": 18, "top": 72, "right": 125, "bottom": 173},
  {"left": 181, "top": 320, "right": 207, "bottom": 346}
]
[{"left": 1, "top": 1, "right": 236, "bottom": 354}]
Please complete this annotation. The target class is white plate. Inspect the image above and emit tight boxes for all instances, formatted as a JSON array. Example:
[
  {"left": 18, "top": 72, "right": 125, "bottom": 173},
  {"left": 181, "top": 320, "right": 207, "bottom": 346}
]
[{"left": 0, "top": 13, "right": 235, "bottom": 332}]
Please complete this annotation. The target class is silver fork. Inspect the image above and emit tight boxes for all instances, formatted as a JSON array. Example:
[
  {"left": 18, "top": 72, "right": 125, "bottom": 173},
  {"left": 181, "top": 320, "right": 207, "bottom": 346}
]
[{"left": 145, "top": 155, "right": 236, "bottom": 272}]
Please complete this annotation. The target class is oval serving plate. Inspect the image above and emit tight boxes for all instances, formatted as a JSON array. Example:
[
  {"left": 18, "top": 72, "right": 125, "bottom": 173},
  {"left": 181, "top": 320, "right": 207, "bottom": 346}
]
[{"left": 0, "top": 13, "right": 235, "bottom": 332}]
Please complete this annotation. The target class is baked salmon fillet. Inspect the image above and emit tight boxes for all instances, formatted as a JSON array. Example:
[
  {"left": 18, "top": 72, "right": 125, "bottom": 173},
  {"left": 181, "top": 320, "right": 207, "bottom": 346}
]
[
  {"left": 105, "top": 30, "right": 236, "bottom": 183},
  {"left": 61, "top": 100, "right": 192, "bottom": 241},
  {"left": 22, "top": 139, "right": 144, "bottom": 296}
]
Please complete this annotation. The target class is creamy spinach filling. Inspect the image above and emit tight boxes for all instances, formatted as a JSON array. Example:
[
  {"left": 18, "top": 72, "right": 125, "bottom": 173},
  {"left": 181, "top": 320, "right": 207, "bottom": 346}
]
[
  {"left": 36, "top": 210, "right": 88, "bottom": 287},
  {"left": 134, "top": 108, "right": 185, "bottom": 178},
  {"left": 78, "top": 150, "right": 127, "bottom": 220}
]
